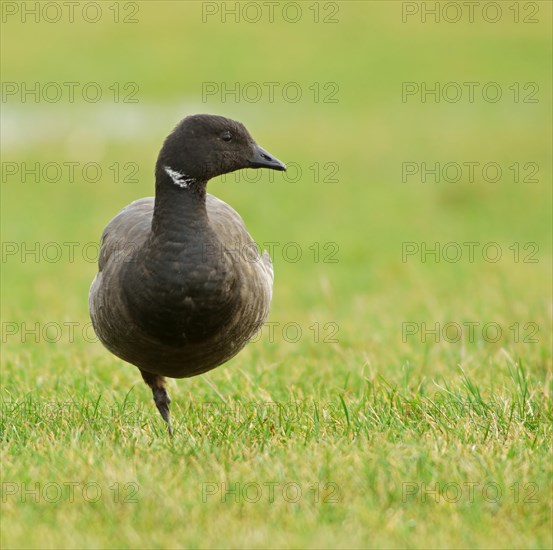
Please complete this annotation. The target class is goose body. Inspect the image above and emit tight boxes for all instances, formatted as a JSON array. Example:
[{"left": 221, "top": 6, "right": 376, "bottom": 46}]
[
  {"left": 89, "top": 194, "right": 274, "bottom": 378},
  {"left": 89, "top": 114, "right": 286, "bottom": 432}
]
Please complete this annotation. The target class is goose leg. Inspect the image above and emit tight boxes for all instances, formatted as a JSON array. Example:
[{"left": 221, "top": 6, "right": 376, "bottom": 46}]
[{"left": 139, "top": 370, "right": 173, "bottom": 436}]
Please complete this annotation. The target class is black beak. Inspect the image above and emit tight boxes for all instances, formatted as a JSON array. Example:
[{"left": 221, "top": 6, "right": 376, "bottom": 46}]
[{"left": 249, "top": 144, "right": 286, "bottom": 171}]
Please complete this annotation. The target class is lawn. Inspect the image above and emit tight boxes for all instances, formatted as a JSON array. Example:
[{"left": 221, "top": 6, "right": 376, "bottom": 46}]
[{"left": 1, "top": 1, "right": 552, "bottom": 548}]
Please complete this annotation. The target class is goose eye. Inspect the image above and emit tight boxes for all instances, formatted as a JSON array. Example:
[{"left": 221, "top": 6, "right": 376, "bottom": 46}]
[{"left": 221, "top": 131, "right": 232, "bottom": 142}]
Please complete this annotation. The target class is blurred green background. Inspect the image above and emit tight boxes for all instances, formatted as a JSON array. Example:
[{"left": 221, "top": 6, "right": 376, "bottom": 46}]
[{"left": 1, "top": 1, "right": 551, "bottom": 548}]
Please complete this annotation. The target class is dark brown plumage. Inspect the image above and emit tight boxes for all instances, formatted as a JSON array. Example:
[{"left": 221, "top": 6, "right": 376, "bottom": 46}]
[{"left": 89, "top": 114, "right": 286, "bottom": 434}]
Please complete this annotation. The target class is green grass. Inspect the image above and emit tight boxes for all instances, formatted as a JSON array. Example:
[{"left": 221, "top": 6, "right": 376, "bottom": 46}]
[
  {"left": 2, "top": 361, "right": 551, "bottom": 548},
  {"left": 1, "top": 1, "right": 552, "bottom": 548}
]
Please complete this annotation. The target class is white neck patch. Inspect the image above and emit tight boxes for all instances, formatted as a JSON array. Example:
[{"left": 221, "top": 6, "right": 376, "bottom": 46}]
[{"left": 164, "top": 165, "right": 196, "bottom": 189}]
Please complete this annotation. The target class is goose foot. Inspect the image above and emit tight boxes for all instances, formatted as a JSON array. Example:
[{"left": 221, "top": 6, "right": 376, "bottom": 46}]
[{"left": 139, "top": 370, "right": 173, "bottom": 436}]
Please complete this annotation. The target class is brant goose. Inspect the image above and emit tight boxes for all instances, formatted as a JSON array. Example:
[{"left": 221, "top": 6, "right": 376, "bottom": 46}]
[{"left": 89, "top": 114, "right": 286, "bottom": 434}]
